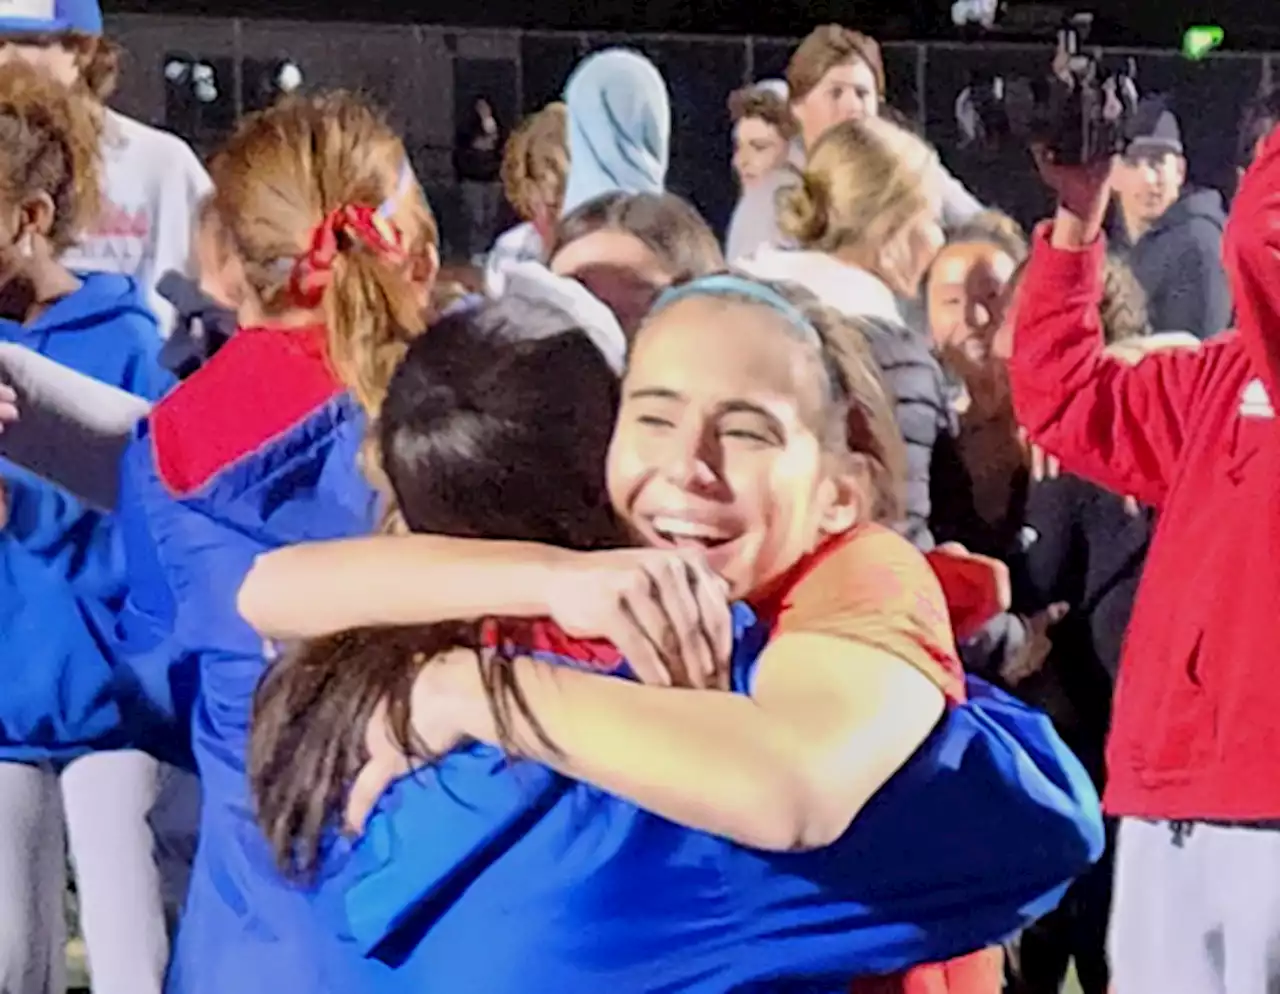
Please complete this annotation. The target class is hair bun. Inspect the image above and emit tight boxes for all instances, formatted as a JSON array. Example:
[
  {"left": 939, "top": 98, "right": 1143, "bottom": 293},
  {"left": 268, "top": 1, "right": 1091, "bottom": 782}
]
[{"left": 776, "top": 172, "right": 830, "bottom": 247}]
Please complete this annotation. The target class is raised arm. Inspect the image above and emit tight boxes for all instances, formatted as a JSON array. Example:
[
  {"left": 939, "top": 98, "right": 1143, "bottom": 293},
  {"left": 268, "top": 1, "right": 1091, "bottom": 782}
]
[
  {"left": 1008, "top": 159, "right": 1210, "bottom": 508},
  {"left": 1224, "top": 127, "right": 1280, "bottom": 406}
]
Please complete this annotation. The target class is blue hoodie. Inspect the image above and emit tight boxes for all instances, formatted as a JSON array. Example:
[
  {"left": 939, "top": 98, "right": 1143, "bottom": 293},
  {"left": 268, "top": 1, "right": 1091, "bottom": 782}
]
[
  {"left": 0, "top": 271, "right": 173, "bottom": 763},
  {"left": 561, "top": 49, "right": 670, "bottom": 216},
  {"left": 302, "top": 608, "right": 1103, "bottom": 994}
]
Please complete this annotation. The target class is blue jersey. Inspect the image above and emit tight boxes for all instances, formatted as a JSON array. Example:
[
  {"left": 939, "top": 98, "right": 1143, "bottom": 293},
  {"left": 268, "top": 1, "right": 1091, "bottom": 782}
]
[
  {"left": 319, "top": 607, "right": 1104, "bottom": 993},
  {"left": 110, "top": 326, "right": 384, "bottom": 994}
]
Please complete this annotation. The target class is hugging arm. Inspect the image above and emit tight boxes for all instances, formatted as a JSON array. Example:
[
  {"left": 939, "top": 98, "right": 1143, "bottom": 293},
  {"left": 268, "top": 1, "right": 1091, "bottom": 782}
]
[{"left": 412, "top": 532, "right": 949, "bottom": 852}]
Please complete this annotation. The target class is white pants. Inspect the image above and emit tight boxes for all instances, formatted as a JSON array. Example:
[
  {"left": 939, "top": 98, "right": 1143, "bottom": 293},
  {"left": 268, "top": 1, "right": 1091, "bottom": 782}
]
[
  {"left": 1110, "top": 817, "right": 1280, "bottom": 994},
  {"left": 0, "top": 751, "right": 199, "bottom": 994}
]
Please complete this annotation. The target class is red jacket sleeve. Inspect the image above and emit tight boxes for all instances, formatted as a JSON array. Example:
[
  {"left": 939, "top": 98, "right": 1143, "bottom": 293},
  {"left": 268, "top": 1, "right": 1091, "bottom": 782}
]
[
  {"left": 1008, "top": 229, "right": 1208, "bottom": 509},
  {"left": 1224, "top": 128, "right": 1280, "bottom": 409}
]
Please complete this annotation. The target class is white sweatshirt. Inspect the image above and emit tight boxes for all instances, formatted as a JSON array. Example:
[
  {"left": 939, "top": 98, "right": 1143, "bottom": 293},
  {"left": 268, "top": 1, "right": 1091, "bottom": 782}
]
[{"left": 61, "top": 110, "right": 212, "bottom": 335}]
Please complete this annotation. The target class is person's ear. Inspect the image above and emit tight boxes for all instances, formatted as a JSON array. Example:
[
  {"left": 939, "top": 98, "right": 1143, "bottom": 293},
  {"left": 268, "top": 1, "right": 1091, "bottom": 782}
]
[
  {"left": 411, "top": 242, "right": 440, "bottom": 292},
  {"left": 817, "top": 457, "right": 866, "bottom": 537},
  {"left": 1174, "top": 154, "right": 1188, "bottom": 185},
  {"left": 17, "top": 192, "right": 56, "bottom": 252}
]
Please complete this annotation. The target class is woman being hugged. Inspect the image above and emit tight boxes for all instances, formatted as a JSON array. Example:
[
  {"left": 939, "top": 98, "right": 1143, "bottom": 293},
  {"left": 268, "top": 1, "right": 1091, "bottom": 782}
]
[
  {"left": 242, "top": 277, "right": 1100, "bottom": 994},
  {"left": 0, "top": 61, "right": 172, "bottom": 994},
  {"left": 110, "top": 91, "right": 440, "bottom": 994}
]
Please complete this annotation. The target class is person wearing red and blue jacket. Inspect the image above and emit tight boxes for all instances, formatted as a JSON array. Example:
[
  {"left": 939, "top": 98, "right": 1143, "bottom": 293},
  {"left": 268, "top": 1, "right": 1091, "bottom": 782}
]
[
  {"left": 1010, "top": 130, "right": 1280, "bottom": 993},
  {"left": 105, "top": 92, "right": 441, "bottom": 994}
]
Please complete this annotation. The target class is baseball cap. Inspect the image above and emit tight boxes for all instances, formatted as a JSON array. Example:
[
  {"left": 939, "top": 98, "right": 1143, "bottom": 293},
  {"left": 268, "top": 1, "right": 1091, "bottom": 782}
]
[
  {"left": 1125, "top": 98, "right": 1183, "bottom": 158},
  {"left": 0, "top": 0, "right": 103, "bottom": 36}
]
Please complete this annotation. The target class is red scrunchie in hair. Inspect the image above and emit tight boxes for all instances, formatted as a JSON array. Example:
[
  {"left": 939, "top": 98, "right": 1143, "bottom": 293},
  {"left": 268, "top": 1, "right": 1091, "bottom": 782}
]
[{"left": 288, "top": 204, "right": 408, "bottom": 307}]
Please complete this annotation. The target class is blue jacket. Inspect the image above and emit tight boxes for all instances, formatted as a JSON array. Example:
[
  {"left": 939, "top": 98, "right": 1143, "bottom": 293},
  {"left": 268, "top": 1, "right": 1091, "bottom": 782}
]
[
  {"left": 311, "top": 608, "right": 1104, "bottom": 993},
  {"left": 107, "top": 326, "right": 381, "bottom": 994},
  {"left": 0, "top": 272, "right": 171, "bottom": 763}
]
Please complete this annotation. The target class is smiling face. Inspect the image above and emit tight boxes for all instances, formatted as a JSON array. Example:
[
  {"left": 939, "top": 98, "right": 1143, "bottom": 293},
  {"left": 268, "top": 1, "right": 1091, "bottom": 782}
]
[
  {"left": 733, "top": 115, "right": 790, "bottom": 188},
  {"left": 607, "top": 296, "right": 859, "bottom": 598},
  {"left": 927, "top": 240, "right": 1019, "bottom": 373}
]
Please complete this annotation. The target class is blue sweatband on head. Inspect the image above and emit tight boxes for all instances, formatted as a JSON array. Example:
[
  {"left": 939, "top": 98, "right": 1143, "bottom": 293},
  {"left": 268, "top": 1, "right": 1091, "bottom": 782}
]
[
  {"left": 651, "top": 273, "right": 820, "bottom": 345},
  {"left": 378, "top": 160, "right": 417, "bottom": 219}
]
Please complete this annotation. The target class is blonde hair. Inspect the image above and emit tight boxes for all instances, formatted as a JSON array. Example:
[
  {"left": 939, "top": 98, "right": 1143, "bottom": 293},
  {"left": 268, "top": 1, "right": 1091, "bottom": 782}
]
[
  {"left": 501, "top": 102, "right": 569, "bottom": 222},
  {"left": 0, "top": 60, "right": 103, "bottom": 253},
  {"left": 787, "top": 25, "right": 886, "bottom": 103},
  {"left": 778, "top": 118, "right": 939, "bottom": 285},
  {"left": 1100, "top": 254, "right": 1151, "bottom": 344},
  {"left": 206, "top": 91, "right": 438, "bottom": 418}
]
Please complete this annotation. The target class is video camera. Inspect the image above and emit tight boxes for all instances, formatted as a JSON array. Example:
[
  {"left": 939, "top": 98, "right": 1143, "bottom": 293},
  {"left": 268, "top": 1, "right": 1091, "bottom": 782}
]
[
  {"left": 1033, "top": 15, "right": 1139, "bottom": 164},
  {"left": 953, "top": 12, "right": 1139, "bottom": 165}
]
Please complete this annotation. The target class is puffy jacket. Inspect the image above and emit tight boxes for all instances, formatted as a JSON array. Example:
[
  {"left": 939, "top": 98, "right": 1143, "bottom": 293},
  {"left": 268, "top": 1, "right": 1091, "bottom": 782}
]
[{"left": 1008, "top": 132, "right": 1280, "bottom": 820}]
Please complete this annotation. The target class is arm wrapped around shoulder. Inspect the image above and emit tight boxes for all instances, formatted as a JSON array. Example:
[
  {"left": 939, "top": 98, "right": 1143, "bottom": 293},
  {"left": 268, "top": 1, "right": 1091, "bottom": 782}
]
[{"left": 0, "top": 343, "right": 151, "bottom": 511}]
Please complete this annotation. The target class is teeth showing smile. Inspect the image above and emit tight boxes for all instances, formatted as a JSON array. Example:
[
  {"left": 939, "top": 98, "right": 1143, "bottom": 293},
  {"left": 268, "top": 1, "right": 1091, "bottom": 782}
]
[{"left": 651, "top": 516, "right": 732, "bottom": 545}]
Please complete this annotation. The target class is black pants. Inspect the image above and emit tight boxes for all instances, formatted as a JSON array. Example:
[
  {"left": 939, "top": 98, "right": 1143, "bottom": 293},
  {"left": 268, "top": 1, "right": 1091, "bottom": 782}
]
[{"left": 1005, "top": 818, "right": 1116, "bottom": 994}]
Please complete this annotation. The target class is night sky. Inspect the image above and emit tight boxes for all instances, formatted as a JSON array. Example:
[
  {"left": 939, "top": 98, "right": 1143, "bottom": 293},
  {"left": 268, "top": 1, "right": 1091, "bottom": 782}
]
[{"left": 109, "top": 0, "right": 1280, "bottom": 50}]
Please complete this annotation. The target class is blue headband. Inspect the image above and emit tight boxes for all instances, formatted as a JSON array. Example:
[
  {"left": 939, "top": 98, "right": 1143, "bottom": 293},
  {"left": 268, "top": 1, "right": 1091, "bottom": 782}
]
[
  {"left": 651, "top": 274, "right": 820, "bottom": 344},
  {"left": 377, "top": 160, "right": 416, "bottom": 218}
]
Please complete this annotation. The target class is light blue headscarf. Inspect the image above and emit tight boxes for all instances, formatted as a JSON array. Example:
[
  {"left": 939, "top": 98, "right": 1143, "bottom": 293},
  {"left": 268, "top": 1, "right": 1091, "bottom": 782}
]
[{"left": 561, "top": 49, "right": 671, "bottom": 216}]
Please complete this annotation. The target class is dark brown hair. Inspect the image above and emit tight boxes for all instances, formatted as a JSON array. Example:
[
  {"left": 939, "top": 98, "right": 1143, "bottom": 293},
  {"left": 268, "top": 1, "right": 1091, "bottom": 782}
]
[
  {"left": 551, "top": 190, "right": 725, "bottom": 282},
  {"left": 787, "top": 25, "right": 886, "bottom": 103},
  {"left": 0, "top": 59, "right": 102, "bottom": 253},
  {"left": 250, "top": 296, "right": 625, "bottom": 879},
  {"left": 727, "top": 85, "right": 800, "bottom": 142}
]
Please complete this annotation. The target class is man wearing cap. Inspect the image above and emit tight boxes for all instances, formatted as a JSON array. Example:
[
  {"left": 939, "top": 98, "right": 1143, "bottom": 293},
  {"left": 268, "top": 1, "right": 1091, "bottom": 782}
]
[
  {"left": 0, "top": 0, "right": 212, "bottom": 334},
  {"left": 1110, "top": 98, "right": 1231, "bottom": 339}
]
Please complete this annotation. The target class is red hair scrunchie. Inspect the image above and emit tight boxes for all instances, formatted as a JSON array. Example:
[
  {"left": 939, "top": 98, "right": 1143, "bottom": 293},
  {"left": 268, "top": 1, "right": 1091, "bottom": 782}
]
[{"left": 287, "top": 204, "right": 408, "bottom": 308}]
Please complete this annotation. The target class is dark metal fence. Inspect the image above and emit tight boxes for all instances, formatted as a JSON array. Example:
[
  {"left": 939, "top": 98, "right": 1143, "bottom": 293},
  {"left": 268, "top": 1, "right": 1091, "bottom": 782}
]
[{"left": 104, "top": 14, "right": 1278, "bottom": 256}]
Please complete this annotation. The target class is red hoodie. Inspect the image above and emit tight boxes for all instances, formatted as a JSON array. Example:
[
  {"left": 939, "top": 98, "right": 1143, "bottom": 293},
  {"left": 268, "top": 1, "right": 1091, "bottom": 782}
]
[{"left": 1008, "top": 133, "right": 1280, "bottom": 821}]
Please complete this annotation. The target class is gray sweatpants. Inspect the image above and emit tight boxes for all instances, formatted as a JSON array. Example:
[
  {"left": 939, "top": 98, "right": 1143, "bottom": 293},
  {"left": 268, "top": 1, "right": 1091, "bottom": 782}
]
[
  {"left": 0, "top": 751, "right": 199, "bottom": 994},
  {"left": 1110, "top": 817, "right": 1280, "bottom": 994}
]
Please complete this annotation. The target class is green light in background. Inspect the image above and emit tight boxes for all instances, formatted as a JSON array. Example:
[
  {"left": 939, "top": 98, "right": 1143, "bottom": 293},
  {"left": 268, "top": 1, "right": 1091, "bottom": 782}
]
[{"left": 1183, "top": 25, "right": 1225, "bottom": 60}]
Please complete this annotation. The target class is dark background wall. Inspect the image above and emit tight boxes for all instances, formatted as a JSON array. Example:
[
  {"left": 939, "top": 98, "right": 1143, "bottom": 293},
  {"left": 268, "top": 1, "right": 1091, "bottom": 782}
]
[{"left": 111, "top": 0, "right": 1280, "bottom": 50}]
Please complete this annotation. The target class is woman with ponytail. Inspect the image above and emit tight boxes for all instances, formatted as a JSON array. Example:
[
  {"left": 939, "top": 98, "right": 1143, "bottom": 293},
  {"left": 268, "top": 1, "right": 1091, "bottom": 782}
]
[{"left": 108, "top": 91, "right": 441, "bottom": 994}]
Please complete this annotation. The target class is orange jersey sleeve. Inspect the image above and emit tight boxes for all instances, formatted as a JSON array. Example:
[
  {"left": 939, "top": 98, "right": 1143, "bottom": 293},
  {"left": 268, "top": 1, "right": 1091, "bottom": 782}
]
[{"left": 767, "top": 525, "right": 965, "bottom": 704}]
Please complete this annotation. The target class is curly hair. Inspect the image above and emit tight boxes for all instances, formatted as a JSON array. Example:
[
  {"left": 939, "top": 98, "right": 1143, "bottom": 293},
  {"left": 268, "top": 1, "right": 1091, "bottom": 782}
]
[
  {"left": 0, "top": 60, "right": 103, "bottom": 253},
  {"left": 727, "top": 85, "right": 799, "bottom": 142},
  {"left": 500, "top": 102, "right": 568, "bottom": 222},
  {"left": 1099, "top": 254, "right": 1151, "bottom": 344}
]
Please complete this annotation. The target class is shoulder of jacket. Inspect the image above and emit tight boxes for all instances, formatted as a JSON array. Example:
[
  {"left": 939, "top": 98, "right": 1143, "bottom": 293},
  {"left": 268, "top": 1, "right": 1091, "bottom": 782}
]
[{"left": 149, "top": 330, "right": 345, "bottom": 497}]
